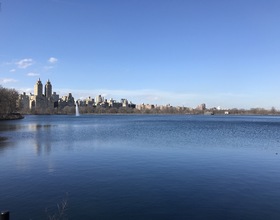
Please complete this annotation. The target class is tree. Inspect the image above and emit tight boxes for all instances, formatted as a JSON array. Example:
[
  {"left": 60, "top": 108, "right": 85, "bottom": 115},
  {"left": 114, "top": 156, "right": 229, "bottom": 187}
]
[
  {"left": 270, "top": 107, "right": 277, "bottom": 114},
  {"left": 0, "top": 85, "right": 19, "bottom": 114},
  {"left": 61, "top": 106, "right": 75, "bottom": 114}
]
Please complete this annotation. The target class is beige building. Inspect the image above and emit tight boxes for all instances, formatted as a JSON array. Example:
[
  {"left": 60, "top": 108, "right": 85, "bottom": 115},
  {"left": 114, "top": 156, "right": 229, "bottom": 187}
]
[
  {"left": 18, "top": 79, "right": 75, "bottom": 112},
  {"left": 196, "top": 103, "right": 206, "bottom": 111},
  {"left": 136, "top": 103, "right": 155, "bottom": 110},
  {"left": 29, "top": 79, "right": 55, "bottom": 109}
]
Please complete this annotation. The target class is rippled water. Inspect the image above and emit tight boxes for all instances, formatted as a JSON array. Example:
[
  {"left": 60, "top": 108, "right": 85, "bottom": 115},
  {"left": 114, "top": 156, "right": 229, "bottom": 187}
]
[{"left": 1, "top": 115, "right": 280, "bottom": 219}]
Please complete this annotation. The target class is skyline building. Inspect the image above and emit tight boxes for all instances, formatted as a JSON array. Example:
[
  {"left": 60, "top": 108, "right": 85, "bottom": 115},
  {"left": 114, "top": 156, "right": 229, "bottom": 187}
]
[
  {"left": 45, "top": 79, "right": 52, "bottom": 98},
  {"left": 18, "top": 79, "right": 74, "bottom": 112},
  {"left": 34, "top": 78, "right": 43, "bottom": 97}
]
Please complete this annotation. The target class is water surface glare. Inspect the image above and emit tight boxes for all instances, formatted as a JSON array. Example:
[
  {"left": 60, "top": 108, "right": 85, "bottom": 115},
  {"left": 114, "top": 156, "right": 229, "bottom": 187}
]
[{"left": 1, "top": 115, "right": 280, "bottom": 219}]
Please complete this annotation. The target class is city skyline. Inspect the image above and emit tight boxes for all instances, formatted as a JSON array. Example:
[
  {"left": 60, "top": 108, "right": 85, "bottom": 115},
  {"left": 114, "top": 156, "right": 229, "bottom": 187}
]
[
  {"left": 1, "top": 0, "right": 280, "bottom": 109},
  {"left": 18, "top": 78, "right": 136, "bottom": 110}
]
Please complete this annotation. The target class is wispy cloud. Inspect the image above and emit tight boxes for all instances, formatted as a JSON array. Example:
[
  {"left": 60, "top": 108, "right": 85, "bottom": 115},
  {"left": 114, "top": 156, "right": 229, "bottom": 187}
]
[
  {"left": 0, "top": 78, "right": 18, "bottom": 84},
  {"left": 16, "top": 58, "right": 34, "bottom": 69},
  {"left": 48, "top": 57, "right": 58, "bottom": 64},
  {"left": 1, "top": 61, "right": 13, "bottom": 66},
  {"left": 9, "top": 69, "right": 16, "bottom": 73},
  {"left": 27, "top": 72, "right": 40, "bottom": 77},
  {"left": 44, "top": 66, "right": 54, "bottom": 70},
  {"left": 17, "top": 87, "right": 33, "bottom": 94}
]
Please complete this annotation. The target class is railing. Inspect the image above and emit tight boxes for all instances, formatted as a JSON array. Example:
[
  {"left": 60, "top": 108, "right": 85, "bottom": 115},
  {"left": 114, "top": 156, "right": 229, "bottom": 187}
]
[{"left": 1, "top": 211, "right": 9, "bottom": 220}]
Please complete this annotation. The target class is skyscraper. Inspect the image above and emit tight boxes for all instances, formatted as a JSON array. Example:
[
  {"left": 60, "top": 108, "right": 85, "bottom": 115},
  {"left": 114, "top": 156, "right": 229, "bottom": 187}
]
[
  {"left": 34, "top": 78, "right": 43, "bottom": 97},
  {"left": 45, "top": 79, "right": 52, "bottom": 98}
]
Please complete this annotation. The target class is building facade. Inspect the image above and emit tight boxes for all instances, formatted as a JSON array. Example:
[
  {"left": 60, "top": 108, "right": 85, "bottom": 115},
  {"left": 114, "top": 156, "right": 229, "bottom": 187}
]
[{"left": 18, "top": 79, "right": 75, "bottom": 112}]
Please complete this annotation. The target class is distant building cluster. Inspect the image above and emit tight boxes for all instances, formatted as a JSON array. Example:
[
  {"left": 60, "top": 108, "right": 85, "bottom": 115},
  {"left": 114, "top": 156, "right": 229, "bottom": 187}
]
[
  {"left": 136, "top": 103, "right": 206, "bottom": 111},
  {"left": 135, "top": 102, "right": 228, "bottom": 115},
  {"left": 76, "top": 95, "right": 136, "bottom": 109},
  {"left": 17, "top": 79, "right": 136, "bottom": 112},
  {"left": 136, "top": 103, "right": 187, "bottom": 112}
]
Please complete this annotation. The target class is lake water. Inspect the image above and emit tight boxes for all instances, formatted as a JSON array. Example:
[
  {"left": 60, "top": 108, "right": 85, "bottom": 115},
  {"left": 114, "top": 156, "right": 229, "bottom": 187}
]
[{"left": 1, "top": 115, "right": 280, "bottom": 219}]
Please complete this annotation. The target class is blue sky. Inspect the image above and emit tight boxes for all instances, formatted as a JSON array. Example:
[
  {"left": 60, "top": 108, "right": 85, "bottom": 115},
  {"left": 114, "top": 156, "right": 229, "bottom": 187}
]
[{"left": 1, "top": 0, "right": 280, "bottom": 109}]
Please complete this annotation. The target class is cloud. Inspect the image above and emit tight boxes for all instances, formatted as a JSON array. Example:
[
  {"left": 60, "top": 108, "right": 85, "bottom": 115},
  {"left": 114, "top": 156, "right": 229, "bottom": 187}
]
[
  {"left": 9, "top": 69, "right": 16, "bottom": 73},
  {"left": 17, "top": 87, "right": 33, "bottom": 94},
  {"left": 16, "top": 58, "right": 34, "bottom": 69},
  {"left": 48, "top": 57, "right": 58, "bottom": 64},
  {"left": 27, "top": 72, "right": 40, "bottom": 77},
  {"left": 1, "top": 61, "right": 13, "bottom": 66},
  {"left": 0, "top": 78, "right": 18, "bottom": 84},
  {"left": 44, "top": 66, "right": 54, "bottom": 70}
]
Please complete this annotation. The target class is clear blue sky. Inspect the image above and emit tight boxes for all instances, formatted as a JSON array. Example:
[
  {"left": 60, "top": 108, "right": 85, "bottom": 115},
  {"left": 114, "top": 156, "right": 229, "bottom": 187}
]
[{"left": 1, "top": 0, "right": 280, "bottom": 109}]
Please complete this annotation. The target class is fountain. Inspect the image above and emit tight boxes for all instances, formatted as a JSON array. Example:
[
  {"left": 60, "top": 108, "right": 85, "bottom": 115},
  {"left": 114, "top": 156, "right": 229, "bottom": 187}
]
[{"left": 75, "top": 101, "right": 80, "bottom": 116}]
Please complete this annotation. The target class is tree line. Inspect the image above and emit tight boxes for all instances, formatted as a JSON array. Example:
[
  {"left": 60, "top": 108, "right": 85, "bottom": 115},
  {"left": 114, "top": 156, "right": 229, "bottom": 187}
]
[{"left": 21, "top": 105, "right": 280, "bottom": 115}]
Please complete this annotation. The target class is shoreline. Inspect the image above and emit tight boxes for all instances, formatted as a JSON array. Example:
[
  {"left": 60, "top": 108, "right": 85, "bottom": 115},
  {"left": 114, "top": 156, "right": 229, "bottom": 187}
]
[
  {"left": 0, "top": 113, "right": 24, "bottom": 121},
  {"left": 17, "top": 112, "right": 280, "bottom": 116}
]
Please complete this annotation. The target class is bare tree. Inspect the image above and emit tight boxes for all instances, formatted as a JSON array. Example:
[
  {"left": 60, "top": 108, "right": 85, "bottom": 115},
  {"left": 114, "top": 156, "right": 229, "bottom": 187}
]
[{"left": 0, "top": 85, "right": 19, "bottom": 116}]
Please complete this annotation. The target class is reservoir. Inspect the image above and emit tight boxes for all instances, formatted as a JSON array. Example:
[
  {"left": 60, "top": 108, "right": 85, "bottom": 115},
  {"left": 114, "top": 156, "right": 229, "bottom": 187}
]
[{"left": 1, "top": 115, "right": 280, "bottom": 219}]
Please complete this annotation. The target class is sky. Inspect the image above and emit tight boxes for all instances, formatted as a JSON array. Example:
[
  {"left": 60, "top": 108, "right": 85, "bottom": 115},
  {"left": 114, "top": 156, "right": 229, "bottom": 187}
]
[{"left": 0, "top": 0, "right": 280, "bottom": 109}]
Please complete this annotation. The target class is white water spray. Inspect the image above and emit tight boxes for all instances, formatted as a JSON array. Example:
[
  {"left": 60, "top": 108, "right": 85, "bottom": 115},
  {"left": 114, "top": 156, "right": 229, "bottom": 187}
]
[{"left": 75, "top": 101, "right": 80, "bottom": 116}]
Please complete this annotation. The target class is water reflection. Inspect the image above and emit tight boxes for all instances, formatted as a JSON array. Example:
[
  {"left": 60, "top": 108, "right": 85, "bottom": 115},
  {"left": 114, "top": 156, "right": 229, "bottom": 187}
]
[
  {"left": 0, "top": 123, "right": 23, "bottom": 132},
  {"left": 33, "top": 135, "right": 52, "bottom": 156},
  {"left": 27, "top": 124, "right": 55, "bottom": 131},
  {"left": 0, "top": 122, "right": 57, "bottom": 155},
  {"left": 0, "top": 138, "right": 16, "bottom": 153},
  {"left": 28, "top": 124, "right": 53, "bottom": 155}
]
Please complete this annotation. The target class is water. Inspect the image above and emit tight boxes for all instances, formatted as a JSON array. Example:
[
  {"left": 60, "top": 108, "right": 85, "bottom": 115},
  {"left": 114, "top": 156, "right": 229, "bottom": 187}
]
[
  {"left": 1, "top": 115, "right": 280, "bottom": 219},
  {"left": 75, "top": 104, "right": 80, "bottom": 116}
]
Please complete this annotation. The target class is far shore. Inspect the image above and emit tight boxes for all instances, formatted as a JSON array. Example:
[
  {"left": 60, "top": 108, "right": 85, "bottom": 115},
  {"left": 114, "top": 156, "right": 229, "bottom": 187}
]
[{"left": 12, "top": 112, "right": 280, "bottom": 116}]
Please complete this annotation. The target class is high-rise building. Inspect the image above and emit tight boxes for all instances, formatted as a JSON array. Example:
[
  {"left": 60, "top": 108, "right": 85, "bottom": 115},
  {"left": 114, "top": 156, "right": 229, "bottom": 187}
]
[
  {"left": 34, "top": 78, "right": 43, "bottom": 96},
  {"left": 45, "top": 79, "right": 52, "bottom": 98},
  {"left": 95, "top": 95, "right": 103, "bottom": 104}
]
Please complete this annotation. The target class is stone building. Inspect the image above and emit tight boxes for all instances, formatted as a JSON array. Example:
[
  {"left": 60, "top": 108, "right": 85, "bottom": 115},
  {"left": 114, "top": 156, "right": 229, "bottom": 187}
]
[
  {"left": 18, "top": 79, "right": 75, "bottom": 112},
  {"left": 29, "top": 79, "right": 56, "bottom": 110},
  {"left": 196, "top": 103, "right": 206, "bottom": 111},
  {"left": 95, "top": 95, "right": 104, "bottom": 105},
  {"left": 17, "top": 92, "right": 29, "bottom": 111},
  {"left": 136, "top": 103, "right": 155, "bottom": 110},
  {"left": 59, "top": 93, "right": 75, "bottom": 108}
]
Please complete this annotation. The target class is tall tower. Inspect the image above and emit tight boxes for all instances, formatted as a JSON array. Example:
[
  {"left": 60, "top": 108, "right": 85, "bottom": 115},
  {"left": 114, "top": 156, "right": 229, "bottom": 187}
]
[
  {"left": 34, "top": 78, "right": 43, "bottom": 96},
  {"left": 45, "top": 79, "right": 52, "bottom": 98}
]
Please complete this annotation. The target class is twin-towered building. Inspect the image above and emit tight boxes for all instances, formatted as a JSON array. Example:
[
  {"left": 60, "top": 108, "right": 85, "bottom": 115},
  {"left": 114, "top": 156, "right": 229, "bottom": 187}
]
[{"left": 18, "top": 79, "right": 75, "bottom": 112}]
